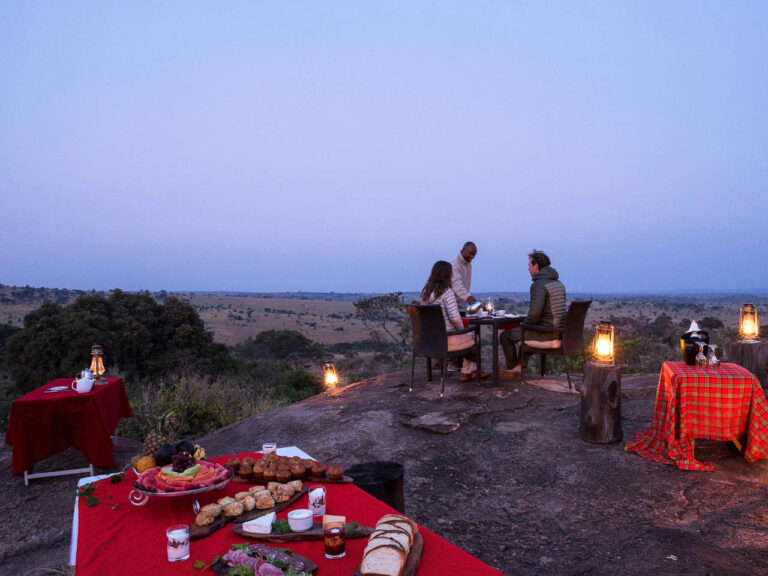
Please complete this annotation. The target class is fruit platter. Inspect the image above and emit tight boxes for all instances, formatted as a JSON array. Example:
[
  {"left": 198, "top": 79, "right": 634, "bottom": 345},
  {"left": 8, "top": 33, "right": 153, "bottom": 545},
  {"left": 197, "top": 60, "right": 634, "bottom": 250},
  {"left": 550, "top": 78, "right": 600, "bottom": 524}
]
[{"left": 129, "top": 451, "right": 233, "bottom": 509}]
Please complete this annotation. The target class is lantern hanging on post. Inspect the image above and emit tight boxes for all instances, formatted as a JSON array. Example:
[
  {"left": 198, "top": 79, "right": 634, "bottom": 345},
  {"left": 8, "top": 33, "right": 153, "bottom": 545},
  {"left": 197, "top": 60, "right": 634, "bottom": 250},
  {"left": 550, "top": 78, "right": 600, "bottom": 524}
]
[
  {"left": 323, "top": 361, "right": 339, "bottom": 388},
  {"left": 739, "top": 304, "right": 760, "bottom": 342},
  {"left": 593, "top": 321, "right": 615, "bottom": 365},
  {"left": 89, "top": 344, "right": 106, "bottom": 382}
]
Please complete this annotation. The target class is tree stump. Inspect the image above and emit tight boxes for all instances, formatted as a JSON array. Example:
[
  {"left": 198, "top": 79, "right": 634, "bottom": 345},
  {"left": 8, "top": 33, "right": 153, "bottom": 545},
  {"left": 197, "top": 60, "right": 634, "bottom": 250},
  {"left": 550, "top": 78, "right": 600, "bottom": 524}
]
[
  {"left": 579, "top": 362, "right": 625, "bottom": 444},
  {"left": 724, "top": 341, "right": 768, "bottom": 389},
  {"left": 344, "top": 461, "right": 405, "bottom": 513}
]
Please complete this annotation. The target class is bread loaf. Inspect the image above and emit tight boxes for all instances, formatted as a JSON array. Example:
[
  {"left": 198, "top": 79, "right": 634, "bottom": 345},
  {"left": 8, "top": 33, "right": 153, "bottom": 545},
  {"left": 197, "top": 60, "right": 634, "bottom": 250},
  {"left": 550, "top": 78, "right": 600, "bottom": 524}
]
[{"left": 360, "top": 514, "right": 419, "bottom": 576}]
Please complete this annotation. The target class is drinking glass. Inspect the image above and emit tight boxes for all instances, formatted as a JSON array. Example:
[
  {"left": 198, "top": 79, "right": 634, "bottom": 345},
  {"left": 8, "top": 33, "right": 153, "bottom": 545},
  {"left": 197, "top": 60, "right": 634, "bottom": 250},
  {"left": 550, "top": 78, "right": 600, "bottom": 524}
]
[
  {"left": 324, "top": 521, "right": 346, "bottom": 559},
  {"left": 695, "top": 341, "right": 708, "bottom": 368},
  {"left": 166, "top": 524, "right": 190, "bottom": 562},
  {"left": 262, "top": 442, "right": 277, "bottom": 455},
  {"left": 708, "top": 344, "right": 720, "bottom": 368},
  {"left": 308, "top": 485, "right": 326, "bottom": 516}
]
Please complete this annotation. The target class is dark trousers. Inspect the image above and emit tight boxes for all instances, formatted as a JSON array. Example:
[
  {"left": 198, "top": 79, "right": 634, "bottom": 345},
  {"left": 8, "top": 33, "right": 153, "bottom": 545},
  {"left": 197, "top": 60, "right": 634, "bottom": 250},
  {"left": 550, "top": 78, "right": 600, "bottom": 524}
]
[{"left": 500, "top": 326, "right": 523, "bottom": 369}]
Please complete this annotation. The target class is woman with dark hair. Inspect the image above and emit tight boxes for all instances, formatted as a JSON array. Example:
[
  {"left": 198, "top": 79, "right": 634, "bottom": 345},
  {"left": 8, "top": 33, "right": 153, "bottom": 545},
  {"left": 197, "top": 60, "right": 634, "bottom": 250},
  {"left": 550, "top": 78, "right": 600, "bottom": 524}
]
[{"left": 421, "top": 261, "right": 488, "bottom": 382}]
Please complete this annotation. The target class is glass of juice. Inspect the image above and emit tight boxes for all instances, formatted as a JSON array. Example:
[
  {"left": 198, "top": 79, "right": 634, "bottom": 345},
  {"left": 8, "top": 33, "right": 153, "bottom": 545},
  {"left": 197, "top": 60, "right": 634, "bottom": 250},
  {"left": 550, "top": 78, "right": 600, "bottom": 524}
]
[{"left": 324, "top": 521, "right": 346, "bottom": 559}]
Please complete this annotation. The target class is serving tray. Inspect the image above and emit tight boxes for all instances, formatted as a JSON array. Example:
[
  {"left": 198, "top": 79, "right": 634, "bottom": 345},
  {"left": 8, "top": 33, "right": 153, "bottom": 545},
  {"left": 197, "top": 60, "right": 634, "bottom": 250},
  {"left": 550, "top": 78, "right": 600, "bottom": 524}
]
[
  {"left": 190, "top": 487, "right": 309, "bottom": 540},
  {"left": 232, "top": 521, "right": 373, "bottom": 542}
]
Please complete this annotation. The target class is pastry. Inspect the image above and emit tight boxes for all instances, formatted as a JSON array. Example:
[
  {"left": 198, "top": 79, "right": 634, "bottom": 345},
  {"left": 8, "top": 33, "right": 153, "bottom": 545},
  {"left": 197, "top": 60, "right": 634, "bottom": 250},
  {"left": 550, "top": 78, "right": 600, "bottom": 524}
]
[
  {"left": 195, "top": 508, "right": 216, "bottom": 526},
  {"left": 226, "top": 457, "right": 241, "bottom": 473},
  {"left": 263, "top": 468, "right": 276, "bottom": 482},
  {"left": 217, "top": 496, "right": 236, "bottom": 507},
  {"left": 238, "top": 464, "right": 253, "bottom": 479},
  {"left": 311, "top": 462, "right": 326, "bottom": 478},
  {"left": 287, "top": 480, "right": 303, "bottom": 493},
  {"left": 240, "top": 495, "right": 256, "bottom": 511},
  {"left": 248, "top": 485, "right": 266, "bottom": 497},
  {"left": 328, "top": 465, "right": 344, "bottom": 481},
  {"left": 241, "top": 456, "right": 256, "bottom": 467},
  {"left": 223, "top": 501, "right": 244, "bottom": 517},
  {"left": 276, "top": 469, "right": 291, "bottom": 483},
  {"left": 290, "top": 464, "right": 306, "bottom": 480},
  {"left": 200, "top": 503, "right": 222, "bottom": 517},
  {"left": 255, "top": 492, "right": 275, "bottom": 509}
]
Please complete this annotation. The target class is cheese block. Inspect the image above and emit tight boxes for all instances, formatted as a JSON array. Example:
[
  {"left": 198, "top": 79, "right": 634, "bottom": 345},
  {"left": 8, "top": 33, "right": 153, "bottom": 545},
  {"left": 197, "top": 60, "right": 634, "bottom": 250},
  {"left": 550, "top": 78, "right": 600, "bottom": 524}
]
[
  {"left": 322, "top": 514, "right": 346, "bottom": 528},
  {"left": 242, "top": 511, "right": 275, "bottom": 534}
]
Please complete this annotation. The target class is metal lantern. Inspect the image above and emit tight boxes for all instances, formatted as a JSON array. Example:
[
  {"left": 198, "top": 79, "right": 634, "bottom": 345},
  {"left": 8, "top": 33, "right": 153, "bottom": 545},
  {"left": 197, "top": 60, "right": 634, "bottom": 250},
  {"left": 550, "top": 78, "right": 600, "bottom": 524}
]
[
  {"left": 89, "top": 344, "right": 106, "bottom": 380},
  {"left": 739, "top": 304, "right": 760, "bottom": 342},
  {"left": 593, "top": 321, "right": 615, "bottom": 365},
  {"left": 323, "top": 361, "right": 339, "bottom": 387}
]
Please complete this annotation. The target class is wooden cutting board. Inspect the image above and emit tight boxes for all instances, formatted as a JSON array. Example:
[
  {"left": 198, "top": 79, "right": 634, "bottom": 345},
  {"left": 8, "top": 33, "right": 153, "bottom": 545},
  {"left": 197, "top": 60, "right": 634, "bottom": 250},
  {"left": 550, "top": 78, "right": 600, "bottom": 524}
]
[
  {"left": 231, "top": 474, "right": 354, "bottom": 484},
  {"left": 211, "top": 545, "right": 318, "bottom": 575},
  {"left": 190, "top": 487, "right": 308, "bottom": 540},
  {"left": 232, "top": 521, "right": 373, "bottom": 542},
  {"left": 354, "top": 532, "right": 423, "bottom": 576}
]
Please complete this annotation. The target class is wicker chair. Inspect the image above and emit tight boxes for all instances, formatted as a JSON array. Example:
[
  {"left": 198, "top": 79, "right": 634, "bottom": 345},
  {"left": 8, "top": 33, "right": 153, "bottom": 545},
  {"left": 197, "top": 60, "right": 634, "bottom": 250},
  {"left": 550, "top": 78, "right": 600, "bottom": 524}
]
[
  {"left": 407, "top": 304, "right": 481, "bottom": 397},
  {"left": 519, "top": 300, "right": 592, "bottom": 389}
]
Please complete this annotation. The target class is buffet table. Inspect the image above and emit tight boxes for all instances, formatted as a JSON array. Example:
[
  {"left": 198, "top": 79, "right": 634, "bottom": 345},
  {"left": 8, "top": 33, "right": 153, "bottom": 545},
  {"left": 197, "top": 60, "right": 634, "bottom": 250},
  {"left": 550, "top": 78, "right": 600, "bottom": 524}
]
[
  {"left": 625, "top": 362, "right": 768, "bottom": 471},
  {"left": 4, "top": 377, "right": 133, "bottom": 480},
  {"left": 74, "top": 448, "right": 504, "bottom": 576}
]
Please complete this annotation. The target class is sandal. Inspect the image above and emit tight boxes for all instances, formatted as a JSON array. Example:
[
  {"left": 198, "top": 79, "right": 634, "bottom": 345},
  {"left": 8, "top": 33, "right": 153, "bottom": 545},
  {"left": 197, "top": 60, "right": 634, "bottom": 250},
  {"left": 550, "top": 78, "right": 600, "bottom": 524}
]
[{"left": 461, "top": 370, "right": 490, "bottom": 382}]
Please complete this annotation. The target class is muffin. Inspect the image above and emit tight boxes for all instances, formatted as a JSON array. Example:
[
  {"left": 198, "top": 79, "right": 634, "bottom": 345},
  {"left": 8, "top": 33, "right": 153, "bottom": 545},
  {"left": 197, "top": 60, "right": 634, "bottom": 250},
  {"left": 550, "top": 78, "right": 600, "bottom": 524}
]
[
  {"left": 241, "top": 456, "right": 256, "bottom": 467},
  {"left": 311, "top": 462, "right": 327, "bottom": 479},
  {"left": 264, "top": 453, "right": 279, "bottom": 465},
  {"left": 251, "top": 466, "right": 265, "bottom": 482},
  {"left": 290, "top": 464, "right": 306, "bottom": 480},
  {"left": 328, "top": 465, "right": 344, "bottom": 481},
  {"left": 238, "top": 464, "right": 253, "bottom": 479},
  {"left": 263, "top": 468, "right": 277, "bottom": 482},
  {"left": 225, "top": 457, "right": 241, "bottom": 474},
  {"left": 276, "top": 468, "right": 292, "bottom": 483}
]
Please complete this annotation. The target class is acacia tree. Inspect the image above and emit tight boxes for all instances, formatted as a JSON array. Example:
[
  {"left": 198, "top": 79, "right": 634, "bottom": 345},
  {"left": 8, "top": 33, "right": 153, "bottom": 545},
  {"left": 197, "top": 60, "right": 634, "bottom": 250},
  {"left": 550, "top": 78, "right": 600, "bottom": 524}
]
[{"left": 353, "top": 292, "right": 411, "bottom": 367}]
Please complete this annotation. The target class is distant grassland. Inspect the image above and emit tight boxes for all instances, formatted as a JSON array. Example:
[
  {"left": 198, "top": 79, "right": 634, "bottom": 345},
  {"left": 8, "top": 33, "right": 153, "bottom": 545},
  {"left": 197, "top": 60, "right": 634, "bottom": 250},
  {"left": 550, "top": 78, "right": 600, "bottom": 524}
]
[{"left": 1, "top": 285, "right": 766, "bottom": 347}]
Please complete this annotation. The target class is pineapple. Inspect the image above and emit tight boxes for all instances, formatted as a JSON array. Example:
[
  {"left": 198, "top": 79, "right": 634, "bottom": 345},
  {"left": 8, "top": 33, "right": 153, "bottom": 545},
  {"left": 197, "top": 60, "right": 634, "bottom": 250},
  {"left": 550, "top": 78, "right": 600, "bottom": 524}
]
[{"left": 142, "top": 411, "right": 177, "bottom": 456}]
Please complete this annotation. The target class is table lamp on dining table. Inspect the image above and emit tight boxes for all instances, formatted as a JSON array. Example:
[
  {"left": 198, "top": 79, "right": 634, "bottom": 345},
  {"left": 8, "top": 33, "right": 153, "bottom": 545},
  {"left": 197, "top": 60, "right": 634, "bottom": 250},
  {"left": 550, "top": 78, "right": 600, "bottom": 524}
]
[{"left": 90, "top": 344, "right": 107, "bottom": 383}]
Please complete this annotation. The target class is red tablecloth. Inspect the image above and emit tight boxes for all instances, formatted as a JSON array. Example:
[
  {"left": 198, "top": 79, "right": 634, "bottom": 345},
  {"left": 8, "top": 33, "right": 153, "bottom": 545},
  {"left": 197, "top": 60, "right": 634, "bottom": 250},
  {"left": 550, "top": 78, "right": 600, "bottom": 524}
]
[
  {"left": 625, "top": 362, "right": 768, "bottom": 471},
  {"left": 4, "top": 377, "right": 133, "bottom": 475},
  {"left": 76, "top": 452, "right": 504, "bottom": 576}
]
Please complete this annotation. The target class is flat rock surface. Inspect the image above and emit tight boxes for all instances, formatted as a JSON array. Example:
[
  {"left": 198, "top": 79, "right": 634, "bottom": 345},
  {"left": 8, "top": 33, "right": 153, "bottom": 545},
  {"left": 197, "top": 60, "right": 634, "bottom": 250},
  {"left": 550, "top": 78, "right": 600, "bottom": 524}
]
[{"left": 3, "top": 369, "right": 768, "bottom": 575}]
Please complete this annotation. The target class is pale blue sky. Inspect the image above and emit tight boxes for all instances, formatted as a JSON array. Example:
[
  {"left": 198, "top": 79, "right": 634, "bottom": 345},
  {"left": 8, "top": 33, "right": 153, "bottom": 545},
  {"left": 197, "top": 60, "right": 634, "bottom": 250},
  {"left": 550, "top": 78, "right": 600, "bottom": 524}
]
[{"left": 2, "top": 2, "right": 767, "bottom": 293}]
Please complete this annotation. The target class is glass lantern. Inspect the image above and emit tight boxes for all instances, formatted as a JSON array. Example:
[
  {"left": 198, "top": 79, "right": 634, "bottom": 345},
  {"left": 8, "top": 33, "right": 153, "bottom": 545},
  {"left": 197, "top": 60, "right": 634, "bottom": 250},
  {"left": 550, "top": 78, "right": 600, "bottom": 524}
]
[
  {"left": 323, "top": 361, "right": 339, "bottom": 387},
  {"left": 89, "top": 344, "right": 106, "bottom": 381},
  {"left": 739, "top": 304, "right": 759, "bottom": 342},
  {"left": 593, "top": 321, "right": 615, "bottom": 365}
]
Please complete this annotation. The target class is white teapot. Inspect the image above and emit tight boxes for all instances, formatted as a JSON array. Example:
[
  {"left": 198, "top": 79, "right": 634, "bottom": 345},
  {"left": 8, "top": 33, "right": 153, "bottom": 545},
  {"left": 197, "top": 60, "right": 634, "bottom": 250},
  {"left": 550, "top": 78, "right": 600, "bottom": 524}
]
[{"left": 71, "top": 377, "right": 94, "bottom": 393}]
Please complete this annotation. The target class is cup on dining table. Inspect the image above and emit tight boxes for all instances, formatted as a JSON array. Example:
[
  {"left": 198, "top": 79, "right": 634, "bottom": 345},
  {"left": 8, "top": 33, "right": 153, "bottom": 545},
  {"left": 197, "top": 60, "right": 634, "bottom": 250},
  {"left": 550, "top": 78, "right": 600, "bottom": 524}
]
[
  {"left": 262, "top": 442, "right": 277, "bottom": 455},
  {"left": 496, "top": 309, "right": 506, "bottom": 316},
  {"left": 166, "top": 524, "right": 190, "bottom": 562},
  {"left": 308, "top": 485, "right": 326, "bottom": 516}
]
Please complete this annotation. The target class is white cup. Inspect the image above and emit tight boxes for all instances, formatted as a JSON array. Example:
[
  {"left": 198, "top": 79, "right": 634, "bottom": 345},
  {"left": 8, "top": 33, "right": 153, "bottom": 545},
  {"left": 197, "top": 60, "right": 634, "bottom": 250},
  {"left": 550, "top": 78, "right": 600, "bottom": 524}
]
[
  {"left": 496, "top": 309, "right": 506, "bottom": 316},
  {"left": 262, "top": 442, "right": 277, "bottom": 455},
  {"left": 479, "top": 310, "right": 488, "bottom": 317}
]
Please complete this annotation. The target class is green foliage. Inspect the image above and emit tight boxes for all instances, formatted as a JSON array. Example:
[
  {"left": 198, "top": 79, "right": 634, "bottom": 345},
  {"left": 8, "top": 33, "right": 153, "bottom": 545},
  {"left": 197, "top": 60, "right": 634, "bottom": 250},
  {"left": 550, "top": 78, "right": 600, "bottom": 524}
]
[
  {"left": 0, "top": 323, "right": 21, "bottom": 369},
  {"left": 699, "top": 316, "right": 724, "bottom": 330},
  {"left": 233, "top": 330, "right": 321, "bottom": 367},
  {"left": 353, "top": 292, "right": 411, "bottom": 368},
  {"left": 4, "top": 291, "right": 230, "bottom": 394}
]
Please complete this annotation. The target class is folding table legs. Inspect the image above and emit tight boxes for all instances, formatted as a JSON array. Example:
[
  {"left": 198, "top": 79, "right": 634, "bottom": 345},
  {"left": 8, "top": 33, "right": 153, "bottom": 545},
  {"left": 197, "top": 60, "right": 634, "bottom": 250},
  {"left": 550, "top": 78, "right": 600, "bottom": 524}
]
[{"left": 24, "top": 464, "right": 94, "bottom": 486}]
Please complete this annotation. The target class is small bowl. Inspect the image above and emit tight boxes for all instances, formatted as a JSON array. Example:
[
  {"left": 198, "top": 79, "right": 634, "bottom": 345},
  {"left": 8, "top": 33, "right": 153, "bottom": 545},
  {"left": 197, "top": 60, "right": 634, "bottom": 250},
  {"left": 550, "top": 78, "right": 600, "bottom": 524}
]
[{"left": 287, "top": 509, "right": 314, "bottom": 532}]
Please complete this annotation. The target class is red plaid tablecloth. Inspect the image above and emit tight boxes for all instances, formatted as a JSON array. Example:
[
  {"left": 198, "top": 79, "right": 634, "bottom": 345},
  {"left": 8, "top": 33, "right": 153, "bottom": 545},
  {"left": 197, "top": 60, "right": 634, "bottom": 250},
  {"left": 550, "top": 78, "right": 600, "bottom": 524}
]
[
  {"left": 625, "top": 362, "right": 768, "bottom": 471},
  {"left": 76, "top": 452, "right": 505, "bottom": 576}
]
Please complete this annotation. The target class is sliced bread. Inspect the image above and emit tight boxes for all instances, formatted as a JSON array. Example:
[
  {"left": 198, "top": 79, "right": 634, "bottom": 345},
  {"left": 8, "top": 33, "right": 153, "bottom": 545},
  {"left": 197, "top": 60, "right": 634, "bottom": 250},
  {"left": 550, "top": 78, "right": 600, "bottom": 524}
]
[{"left": 360, "top": 543, "right": 405, "bottom": 576}]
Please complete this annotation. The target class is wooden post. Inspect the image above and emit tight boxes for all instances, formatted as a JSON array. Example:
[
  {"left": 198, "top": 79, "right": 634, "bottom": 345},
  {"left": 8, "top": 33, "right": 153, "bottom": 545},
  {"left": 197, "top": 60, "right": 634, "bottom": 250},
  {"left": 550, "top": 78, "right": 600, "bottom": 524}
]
[
  {"left": 579, "top": 362, "right": 625, "bottom": 444},
  {"left": 724, "top": 342, "right": 768, "bottom": 389}
]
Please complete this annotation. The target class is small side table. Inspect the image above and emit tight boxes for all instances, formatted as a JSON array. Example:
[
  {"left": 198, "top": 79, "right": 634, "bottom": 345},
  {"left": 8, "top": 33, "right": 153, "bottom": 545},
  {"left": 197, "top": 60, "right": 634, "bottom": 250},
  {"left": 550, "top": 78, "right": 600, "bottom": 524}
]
[{"left": 579, "top": 362, "right": 625, "bottom": 444}]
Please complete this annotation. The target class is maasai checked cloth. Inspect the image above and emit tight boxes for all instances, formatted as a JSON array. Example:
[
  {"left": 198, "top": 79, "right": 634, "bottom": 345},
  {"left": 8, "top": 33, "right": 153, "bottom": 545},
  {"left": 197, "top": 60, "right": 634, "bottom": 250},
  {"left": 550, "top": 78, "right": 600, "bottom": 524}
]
[{"left": 625, "top": 361, "right": 768, "bottom": 471}]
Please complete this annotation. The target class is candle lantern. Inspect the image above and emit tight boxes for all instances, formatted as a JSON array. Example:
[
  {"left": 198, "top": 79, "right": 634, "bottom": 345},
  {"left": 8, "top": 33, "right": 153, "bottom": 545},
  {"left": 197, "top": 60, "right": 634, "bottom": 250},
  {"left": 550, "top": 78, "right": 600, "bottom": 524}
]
[
  {"left": 323, "top": 361, "right": 339, "bottom": 387},
  {"left": 593, "top": 321, "right": 615, "bottom": 365},
  {"left": 486, "top": 298, "right": 494, "bottom": 314},
  {"left": 739, "top": 304, "right": 760, "bottom": 342},
  {"left": 89, "top": 344, "right": 106, "bottom": 382}
]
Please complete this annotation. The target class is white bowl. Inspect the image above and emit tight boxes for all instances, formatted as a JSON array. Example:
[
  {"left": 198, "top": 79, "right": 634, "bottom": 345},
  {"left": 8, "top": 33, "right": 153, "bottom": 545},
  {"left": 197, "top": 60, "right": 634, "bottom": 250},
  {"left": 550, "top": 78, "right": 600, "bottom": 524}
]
[{"left": 287, "top": 509, "right": 314, "bottom": 532}]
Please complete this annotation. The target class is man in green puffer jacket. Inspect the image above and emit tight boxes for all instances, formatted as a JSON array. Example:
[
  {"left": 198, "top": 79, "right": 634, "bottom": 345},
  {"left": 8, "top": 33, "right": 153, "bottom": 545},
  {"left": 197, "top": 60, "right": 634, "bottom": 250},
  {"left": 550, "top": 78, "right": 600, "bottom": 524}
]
[{"left": 500, "top": 249, "right": 567, "bottom": 373}]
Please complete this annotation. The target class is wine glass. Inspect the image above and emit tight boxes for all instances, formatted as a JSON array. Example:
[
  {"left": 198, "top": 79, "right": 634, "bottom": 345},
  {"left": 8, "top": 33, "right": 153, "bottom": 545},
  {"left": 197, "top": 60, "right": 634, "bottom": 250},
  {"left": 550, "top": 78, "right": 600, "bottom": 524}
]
[
  {"left": 696, "top": 341, "right": 708, "bottom": 368},
  {"left": 708, "top": 344, "right": 720, "bottom": 368}
]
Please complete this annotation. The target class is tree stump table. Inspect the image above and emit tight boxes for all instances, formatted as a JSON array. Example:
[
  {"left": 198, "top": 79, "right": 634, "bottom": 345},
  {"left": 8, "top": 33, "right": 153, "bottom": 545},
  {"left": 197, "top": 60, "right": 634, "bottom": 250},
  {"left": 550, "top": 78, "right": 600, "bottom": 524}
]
[
  {"left": 725, "top": 341, "right": 768, "bottom": 389},
  {"left": 344, "top": 461, "right": 405, "bottom": 513},
  {"left": 579, "top": 362, "right": 626, "bottom": 444}
]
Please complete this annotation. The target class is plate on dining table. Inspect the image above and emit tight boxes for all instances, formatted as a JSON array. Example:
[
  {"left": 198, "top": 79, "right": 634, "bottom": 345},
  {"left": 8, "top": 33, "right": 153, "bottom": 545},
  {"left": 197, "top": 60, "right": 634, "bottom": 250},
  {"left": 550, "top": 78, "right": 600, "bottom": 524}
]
[{"left": 45, "top": 386, "right": 70, "bottom": 393}]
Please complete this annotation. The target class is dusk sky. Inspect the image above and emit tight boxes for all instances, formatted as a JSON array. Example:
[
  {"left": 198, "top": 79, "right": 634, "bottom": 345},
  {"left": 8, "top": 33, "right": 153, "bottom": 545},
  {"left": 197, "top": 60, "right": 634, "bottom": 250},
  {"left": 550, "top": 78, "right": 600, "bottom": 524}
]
[{"left": 2, "top": 2, "right": 767, "bottom": 294}]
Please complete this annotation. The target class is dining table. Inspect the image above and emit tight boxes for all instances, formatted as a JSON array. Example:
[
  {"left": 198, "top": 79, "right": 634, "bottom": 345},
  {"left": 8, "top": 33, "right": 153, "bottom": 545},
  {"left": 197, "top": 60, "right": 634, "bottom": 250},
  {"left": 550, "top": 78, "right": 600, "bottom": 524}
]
[
  {"left": 72, "top": 447, "right": 505, "bottom": 576},
  {"left": 4, "top": 377, "right": 133, "bottom": 483},
  {"left": 467, "top": 313, "right": 526, "bottom": 385},
  {"left": 625, "top": 361, "right": 768, "bottom": 471}
]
